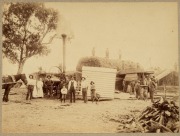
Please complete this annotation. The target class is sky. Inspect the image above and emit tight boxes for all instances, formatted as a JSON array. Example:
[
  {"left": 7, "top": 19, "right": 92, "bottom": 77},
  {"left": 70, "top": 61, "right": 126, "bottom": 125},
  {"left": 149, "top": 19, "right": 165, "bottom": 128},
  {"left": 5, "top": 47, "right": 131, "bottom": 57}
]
[{"left": 2, "top": 2, "right": 178, "bottom": 75}]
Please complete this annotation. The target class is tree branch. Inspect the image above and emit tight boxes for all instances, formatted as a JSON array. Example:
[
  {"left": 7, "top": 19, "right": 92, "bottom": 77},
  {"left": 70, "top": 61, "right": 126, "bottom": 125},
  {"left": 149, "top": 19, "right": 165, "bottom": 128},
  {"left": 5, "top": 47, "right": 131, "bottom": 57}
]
[
  {"left": 41, "top": 33, "right": 57, "bottom": 45},
  {"left": 39, "top": 27, "right": 50, "bottom": 43}
]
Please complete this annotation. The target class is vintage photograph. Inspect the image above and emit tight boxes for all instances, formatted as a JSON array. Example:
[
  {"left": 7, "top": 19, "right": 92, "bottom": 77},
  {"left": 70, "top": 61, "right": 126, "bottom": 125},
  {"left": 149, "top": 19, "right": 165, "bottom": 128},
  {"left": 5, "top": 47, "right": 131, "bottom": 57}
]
[{"left": 1, "top": 1, "right": 179, "bottom": 133}]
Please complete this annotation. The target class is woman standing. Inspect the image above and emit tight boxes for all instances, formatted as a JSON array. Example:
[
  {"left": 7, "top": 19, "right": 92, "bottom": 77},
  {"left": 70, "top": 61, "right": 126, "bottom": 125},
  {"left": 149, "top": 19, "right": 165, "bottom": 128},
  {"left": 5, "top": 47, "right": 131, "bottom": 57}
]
[
  {"left": 37, "top": 78, "right": 44, "bottom": 98},
  {"left": 32, "top": 79, "right": 38, "bottom": 98}
]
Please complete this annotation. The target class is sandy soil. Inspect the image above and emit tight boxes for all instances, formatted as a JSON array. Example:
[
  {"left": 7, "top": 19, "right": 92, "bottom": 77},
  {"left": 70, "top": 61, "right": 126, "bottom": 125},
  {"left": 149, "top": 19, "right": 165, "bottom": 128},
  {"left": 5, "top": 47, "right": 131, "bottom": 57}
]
[{"left": 2, "top": 88, "right": 178, "bottom": 133}]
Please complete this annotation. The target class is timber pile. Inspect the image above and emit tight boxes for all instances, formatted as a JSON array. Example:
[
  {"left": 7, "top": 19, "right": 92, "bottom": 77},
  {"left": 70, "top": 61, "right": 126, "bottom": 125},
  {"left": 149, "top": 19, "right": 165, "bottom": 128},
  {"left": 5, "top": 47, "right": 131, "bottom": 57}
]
[
  {"left": 116, "top": 114, "right": 143, "bottom": 133},
  {"left": 138, "top": 97, "right": 179, "bottom": 133},
  {"left": 115, "top": 97, "right": 179, "bottom": 133}
]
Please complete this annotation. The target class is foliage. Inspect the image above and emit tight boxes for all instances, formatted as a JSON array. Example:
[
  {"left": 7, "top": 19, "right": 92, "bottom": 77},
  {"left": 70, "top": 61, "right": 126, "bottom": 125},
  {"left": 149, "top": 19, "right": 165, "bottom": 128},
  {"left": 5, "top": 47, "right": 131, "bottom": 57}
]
[
  {"left": 76, "top": 56, "right": 144, "bottom": 72},
  {"left": 76, "top": 57, "right": 121, "bottom": 72},
  {"left": 2, "top": 2, "right": 59, "bottom": 73}
]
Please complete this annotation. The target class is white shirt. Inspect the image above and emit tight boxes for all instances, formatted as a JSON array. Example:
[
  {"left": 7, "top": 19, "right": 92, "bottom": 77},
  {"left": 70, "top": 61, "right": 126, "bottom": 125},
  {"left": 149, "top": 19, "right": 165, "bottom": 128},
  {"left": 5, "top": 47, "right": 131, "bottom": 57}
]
[
  {"left": 61, "top": 88, "right": 68, "bottom": 94},
  {"left": 27, "top": 78, "right": 36, "bottom": 86},
  {"left": 68, "top": 80, "right": 77, "bottom": 90},
  {"left": 81, "top": 80, "right": 88, "bottom": 91}
]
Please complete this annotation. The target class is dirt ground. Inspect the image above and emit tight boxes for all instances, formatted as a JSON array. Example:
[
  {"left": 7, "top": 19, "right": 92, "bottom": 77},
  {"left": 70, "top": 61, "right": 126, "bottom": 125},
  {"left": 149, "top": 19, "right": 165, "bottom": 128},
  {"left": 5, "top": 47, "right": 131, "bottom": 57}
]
[{"left": 2, "top": 87, "right": 179, "bottom": 133}]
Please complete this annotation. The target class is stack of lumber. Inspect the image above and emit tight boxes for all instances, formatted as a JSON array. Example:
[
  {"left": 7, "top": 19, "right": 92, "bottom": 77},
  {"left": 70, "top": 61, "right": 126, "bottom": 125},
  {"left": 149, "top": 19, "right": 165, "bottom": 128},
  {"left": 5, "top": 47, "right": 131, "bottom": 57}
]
[
  {"left": 138, "top": 97, "right": 179, "bottom": 133},
  {"left": 115, "top": 97, "right": 179, "bottom": 133},
  {"left": 116, "top": 114, "right": 142, "bottom": 133}
]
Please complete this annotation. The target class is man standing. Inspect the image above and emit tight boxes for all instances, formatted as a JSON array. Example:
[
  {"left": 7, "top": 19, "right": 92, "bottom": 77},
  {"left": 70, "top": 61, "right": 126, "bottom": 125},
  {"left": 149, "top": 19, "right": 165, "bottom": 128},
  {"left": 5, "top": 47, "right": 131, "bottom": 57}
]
[
  {"left": 130, "top": 80, "right": 135, "bottom": 94},
  {"left": 122, "top": 79, "right": 126, "bottom": 92},
  {"left": 81, "top": 77, "right": 88, "bottom": 103},
  {"left": 151, "top": 76, "right": 158, "bottom": 93},
  {"left": 146, "top": 75, "right": 151, "bottom": 92},
  {"left": 45, "top": 75, "right": 54, "bottom": 97},
  {"left": 68, "top": 76, "right": 77, "bottom": 103},
  {"left": 26, "top": 75, "right": 36, "bottom": 101},
  {"left": 134, "top": 80, "right": 141, "bottom": 99},
  {"left": 149, "top": 77, "right": 157, "bottom": 103},
  {"left": 58, "top": 79, "right": 63, "bottom": 100}
]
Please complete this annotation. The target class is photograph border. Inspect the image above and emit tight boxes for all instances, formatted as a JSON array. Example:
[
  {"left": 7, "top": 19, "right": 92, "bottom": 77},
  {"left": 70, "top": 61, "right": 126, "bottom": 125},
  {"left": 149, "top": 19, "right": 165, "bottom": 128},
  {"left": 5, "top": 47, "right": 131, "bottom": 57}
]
[{"left": 0, "top": 0, "right": 179, "bottom": 136}]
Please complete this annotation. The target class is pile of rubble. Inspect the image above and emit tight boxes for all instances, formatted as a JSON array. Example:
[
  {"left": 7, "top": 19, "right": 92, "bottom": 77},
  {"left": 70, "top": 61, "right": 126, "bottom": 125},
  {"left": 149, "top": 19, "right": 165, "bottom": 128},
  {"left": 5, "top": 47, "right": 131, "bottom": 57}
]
[
  {"left": 138, "top": 97, "right": 179, "bottom": 133},
  {"left": 114, "top": 97, "right": 179, "bottom": 133},
  {"left": 115, "top": 114, "right": 142, "bottom": 133}
]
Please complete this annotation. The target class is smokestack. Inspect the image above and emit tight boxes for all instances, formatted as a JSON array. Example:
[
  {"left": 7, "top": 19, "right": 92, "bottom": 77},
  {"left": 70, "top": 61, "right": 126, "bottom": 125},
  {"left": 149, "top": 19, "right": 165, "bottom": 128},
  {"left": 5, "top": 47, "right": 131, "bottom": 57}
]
[{"left": 62, "top": 34, "right": 67, "bottom": 74}]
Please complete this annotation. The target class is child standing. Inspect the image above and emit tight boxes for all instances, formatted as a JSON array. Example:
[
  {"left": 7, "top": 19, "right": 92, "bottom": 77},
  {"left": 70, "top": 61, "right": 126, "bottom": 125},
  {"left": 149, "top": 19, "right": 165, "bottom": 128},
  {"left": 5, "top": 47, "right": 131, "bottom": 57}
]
[
  {"left": 90, "top": 81, "right": 96, "bottom": 103},
  {"left": 61, "top": 84, "right": 68, "bottom": 103}
]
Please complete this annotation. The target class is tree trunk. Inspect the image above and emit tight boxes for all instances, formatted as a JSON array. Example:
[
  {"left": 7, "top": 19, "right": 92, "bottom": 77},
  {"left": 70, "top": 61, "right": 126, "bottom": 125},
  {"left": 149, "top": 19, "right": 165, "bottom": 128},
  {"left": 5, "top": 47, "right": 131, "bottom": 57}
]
[{"left": 17, "top": 61, "right": 25, "bottom": 74}]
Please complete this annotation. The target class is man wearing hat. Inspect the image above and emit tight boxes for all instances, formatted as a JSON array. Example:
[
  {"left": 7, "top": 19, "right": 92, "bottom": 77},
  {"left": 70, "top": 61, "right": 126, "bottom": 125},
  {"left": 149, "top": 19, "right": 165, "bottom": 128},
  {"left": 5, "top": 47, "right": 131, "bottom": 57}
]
[
  {"left": 81, "top": 77, "right": 88, "bottom": 103},
  {"left": 26, "top": 75, "right": 36, "bottom": 101},
  {"left": 68, "top": 76, "right": 77, "bottom": 103},
  {"left": 151, "top": 76, "right": 157, "bottom": 90},
  {"left": 149, "top": 77, "right": 157, "bottom": 103},
  {"left": 134, "top": 80, "right": 141, "bottom": 99},
  {"left": 44, "top": 75, "right": 54, "bottom": 97}
]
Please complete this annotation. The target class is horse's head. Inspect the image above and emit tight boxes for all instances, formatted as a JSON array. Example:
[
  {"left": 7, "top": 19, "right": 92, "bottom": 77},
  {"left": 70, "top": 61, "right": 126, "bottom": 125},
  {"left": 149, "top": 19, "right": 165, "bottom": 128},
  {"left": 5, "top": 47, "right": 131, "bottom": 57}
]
[
  {"left": 14, "top": 74, "right": 28, "bottom": 85},
  {"left": 20, "top": 74, "right": 28, "bottom": 85}
]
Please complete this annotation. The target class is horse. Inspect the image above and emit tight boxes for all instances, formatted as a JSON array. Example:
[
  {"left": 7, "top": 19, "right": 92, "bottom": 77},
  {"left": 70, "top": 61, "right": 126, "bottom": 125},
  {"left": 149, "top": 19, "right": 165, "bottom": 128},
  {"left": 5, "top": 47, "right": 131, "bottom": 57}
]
[{"left": 2, "top": 74, "right": 28, "bottom": 102}]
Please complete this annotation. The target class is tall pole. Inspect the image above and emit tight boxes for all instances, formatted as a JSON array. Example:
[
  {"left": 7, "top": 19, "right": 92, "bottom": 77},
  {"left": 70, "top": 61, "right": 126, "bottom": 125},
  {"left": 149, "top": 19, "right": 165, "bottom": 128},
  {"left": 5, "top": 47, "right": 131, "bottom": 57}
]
[{"left": 62, "top": 34, "right": 67, "bottom": 74}]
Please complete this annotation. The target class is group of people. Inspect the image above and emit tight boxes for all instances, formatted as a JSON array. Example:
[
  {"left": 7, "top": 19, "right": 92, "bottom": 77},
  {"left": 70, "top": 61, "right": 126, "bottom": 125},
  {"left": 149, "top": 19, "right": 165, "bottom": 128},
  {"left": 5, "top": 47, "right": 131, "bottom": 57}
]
[
  {"left": 124, "top": 75, "right": 157, "bottom": 103},
  {"left": 26, "top": 75, "right": 44, "bottom": 101},
  {"left": 26, "top": 74, "right": 99, "bottom": 104},
  {"left": 64, "top": 76, "right": 98, "bottom": 103}
]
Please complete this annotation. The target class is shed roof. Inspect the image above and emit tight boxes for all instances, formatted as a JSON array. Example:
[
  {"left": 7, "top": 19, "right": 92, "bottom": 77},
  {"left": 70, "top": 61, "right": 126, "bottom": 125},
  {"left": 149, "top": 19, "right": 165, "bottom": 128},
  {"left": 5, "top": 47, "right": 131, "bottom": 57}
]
[
  {"left": 117, "top": 68, "right": 154, "bottom": 75},
  {"left": 156, "top": 69, "right": 173, "bottom": 80},
  {"left": 124, "top": 74, "right": 138, "bottom": 81},
  {"left": 82, "top": 66, "right": 117, "bottom": 73}
]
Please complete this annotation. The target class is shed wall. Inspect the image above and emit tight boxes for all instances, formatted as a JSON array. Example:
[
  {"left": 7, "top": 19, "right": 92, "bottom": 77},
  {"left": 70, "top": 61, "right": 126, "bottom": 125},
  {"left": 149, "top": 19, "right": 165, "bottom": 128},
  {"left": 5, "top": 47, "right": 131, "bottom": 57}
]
[{"left": 82, "top": 66, "right": 117, "bottom": 99}]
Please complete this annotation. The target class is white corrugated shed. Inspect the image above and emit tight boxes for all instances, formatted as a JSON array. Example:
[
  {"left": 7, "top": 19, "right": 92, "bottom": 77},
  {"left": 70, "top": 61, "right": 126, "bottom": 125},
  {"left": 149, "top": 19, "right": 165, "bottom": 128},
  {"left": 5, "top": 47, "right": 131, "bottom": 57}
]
[{"left": 82, "top": 66, "right": 117, "bottom": 99}]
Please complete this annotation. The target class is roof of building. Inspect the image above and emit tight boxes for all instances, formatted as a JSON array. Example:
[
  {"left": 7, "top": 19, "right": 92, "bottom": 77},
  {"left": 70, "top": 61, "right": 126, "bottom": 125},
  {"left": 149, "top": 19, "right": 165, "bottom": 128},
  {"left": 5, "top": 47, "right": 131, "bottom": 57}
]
[
  {"left": 156, "top": 69, "right": 174, "bottom": 80},
  {"left": 124, "top": 74, "right": 138, "bottom": 81},
  {"left": 117, "top": 68, "right": 153, "bottom": 75},
  {"left": 82, "top": 66, "right": 117, "bottom": 73},
  {"left": 76, "top": 56, "right": 143, "bottom": 72}
]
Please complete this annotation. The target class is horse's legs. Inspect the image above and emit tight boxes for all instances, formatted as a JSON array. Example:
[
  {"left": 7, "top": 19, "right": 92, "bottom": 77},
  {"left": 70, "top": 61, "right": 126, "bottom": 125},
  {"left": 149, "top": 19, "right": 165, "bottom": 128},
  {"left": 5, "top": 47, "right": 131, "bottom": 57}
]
[
  {"left": 3, "top": 84, "right": 9, "bottom": 102},
  {"left": 2, "top": 85, "right": 6, "bottom": 101},
  {"left": 3, "top": 85, "right": 11, "bottom": 102},
  {"left": 6, "top": 85, "right": 13, "bottom": 102},
  {"left": 3, "top": 89, "right": 7, "bottom": 102}
]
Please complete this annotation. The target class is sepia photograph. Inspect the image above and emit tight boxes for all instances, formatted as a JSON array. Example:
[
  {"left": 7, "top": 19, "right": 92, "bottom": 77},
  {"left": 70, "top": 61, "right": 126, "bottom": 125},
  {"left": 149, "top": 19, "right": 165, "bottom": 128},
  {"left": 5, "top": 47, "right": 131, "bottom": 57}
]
[{"left": 1, "top": 0, "right": 180, "bottom": 133}]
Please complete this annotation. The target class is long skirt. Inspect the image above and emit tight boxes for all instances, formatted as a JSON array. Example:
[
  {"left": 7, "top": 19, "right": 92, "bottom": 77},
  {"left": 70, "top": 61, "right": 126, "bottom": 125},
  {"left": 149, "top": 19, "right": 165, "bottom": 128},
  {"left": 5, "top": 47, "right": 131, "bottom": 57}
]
[
  {"left": 33, "top": 87, "right": 38, "bottom": 98},
  {"left": 37, "top": 87, "right": 44, "bottom": 97}
]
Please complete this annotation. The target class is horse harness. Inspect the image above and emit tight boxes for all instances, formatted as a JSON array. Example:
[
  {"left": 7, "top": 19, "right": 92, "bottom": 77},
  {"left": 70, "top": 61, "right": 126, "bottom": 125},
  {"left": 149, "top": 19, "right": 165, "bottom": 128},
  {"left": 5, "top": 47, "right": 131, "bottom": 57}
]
[{"left": 2, "top": 75, "right": 16, "bottom": 85}]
